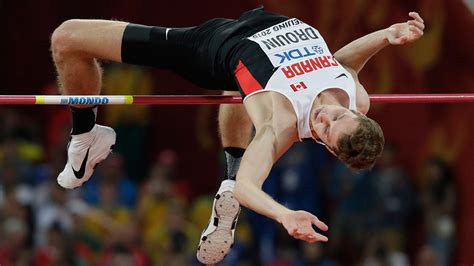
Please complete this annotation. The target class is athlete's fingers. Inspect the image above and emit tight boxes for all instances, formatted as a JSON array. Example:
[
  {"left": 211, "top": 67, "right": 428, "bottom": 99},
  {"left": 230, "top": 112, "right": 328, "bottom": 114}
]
[
  {"left": 409, "top": 12, "right": 424, "bottom": 23},
  {"left": 302, "top": 234, "right": 318, "bottom": 243},
  {"left": 309, "top": 232, "right": 328, "bottom": 242},
  {"left": 409, "top": 25, "right": 424, "bottom": 37},
  {"left": 293, "top": 229, "right": 328, "bottom": 243},
  {"left": 296, "top": 227, "right": 328, "bottom": 242},
  {"left": 311, "top": 216, "right": 329, "bottom": 231},
  {"left": 295, "top": 232, "right": 315, "bottom": 243},
  {"left": 408, "top": 20, "right": 425, "bottom": 30}
]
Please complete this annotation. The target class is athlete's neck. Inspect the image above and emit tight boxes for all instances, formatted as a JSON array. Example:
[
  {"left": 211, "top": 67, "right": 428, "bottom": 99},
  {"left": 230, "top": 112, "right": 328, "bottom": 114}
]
[
  {"left": 315, "top": 88, "right": 349, "bottom": 107},
  {"left": 311, "top": 89, "right": 348, "bottom": 116}
]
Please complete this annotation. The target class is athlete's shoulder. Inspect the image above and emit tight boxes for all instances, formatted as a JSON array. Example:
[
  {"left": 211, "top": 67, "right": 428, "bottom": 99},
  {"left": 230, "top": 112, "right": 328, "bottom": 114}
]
[{"left": 339, "top": 64, "right": 370, "bottom": 114}]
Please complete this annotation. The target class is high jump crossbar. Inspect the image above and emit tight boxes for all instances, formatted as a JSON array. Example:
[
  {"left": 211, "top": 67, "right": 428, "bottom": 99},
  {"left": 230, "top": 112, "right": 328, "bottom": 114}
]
[{"left": 0, "top": 93, "right": 473, "bottom": 105}]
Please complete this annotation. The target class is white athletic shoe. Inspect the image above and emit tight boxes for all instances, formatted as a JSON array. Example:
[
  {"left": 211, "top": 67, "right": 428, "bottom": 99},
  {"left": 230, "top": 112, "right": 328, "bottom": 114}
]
[
  {"left": 197, "top": 180, "right": 240, "bottom": 265},
  {"left": 57, "top": 124, "right": 116, "bottom": 189}
]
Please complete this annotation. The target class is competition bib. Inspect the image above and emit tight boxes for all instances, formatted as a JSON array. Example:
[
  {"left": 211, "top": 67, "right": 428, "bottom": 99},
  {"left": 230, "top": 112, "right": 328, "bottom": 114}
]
[{"left": 247, "top": 18, "right": 330, "bottom": 67}]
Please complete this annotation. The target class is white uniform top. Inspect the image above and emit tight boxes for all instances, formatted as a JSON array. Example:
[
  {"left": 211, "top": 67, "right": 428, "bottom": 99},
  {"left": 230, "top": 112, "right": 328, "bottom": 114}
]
[{"left": 244, "top": 18, "right": 357, "bottom": 140}]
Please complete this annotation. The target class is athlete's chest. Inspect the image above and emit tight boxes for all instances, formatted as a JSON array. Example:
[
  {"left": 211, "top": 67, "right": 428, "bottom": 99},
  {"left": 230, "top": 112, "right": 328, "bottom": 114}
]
[
  {"left": 246, "top": 18, "right": 353, "bottom": 96},
  {"left": 246, "top": 91, "right": 299, "bottom": 139}
]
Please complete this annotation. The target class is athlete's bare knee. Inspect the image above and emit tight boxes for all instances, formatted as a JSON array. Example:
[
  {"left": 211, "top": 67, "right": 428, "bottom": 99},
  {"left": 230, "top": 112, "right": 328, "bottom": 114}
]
[{"left": 51, "top": 19, "right": 89, "bottom": 59}]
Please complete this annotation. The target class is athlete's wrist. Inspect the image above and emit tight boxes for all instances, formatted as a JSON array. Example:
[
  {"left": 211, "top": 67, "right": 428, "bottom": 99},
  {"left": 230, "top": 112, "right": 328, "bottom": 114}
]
[
  {"left": 275, "top": 208, "right": 293, "bottom": 224},
  {"left": 380, "top": 28, "right": 391, "bottom": 45},
  {"left": 384, "top": 27, "right": 403, "bottom": 47}
]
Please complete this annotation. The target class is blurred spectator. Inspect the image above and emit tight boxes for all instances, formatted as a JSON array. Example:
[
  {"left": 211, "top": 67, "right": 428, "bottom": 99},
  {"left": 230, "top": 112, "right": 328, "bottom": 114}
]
[
  {"left": 415, "top": 245, "right": 440, "bottom": 266},
  {"left": 418, "top": 157, "right": 456, "bottom": 266},
  {"left": 0, "top": 109, "right": 42, "bottom": 145},
  {"left": 0, "top": 138, "right": 38, "bottom": 185},
  {"left": 360, "top": 236, "right": 409, "bottom": 266},
  {"left": 155, "top": 201, "right": 195, "bottom": 265},
  {"left": 0, "top": 217, "right": 31, "bottom": 266},
  {"left": 82, "top": 179, "right": 133, "bottom": 242},
  {"left": 81, "top": 153, "right": 137, "bottom": 208},
  {"left": 34, "top": 223, "right": 74, "bottom": 266},
  {"left": 267, "top": 228, "right": 298, "bottom": 266},
  {"left": 294, "top": 242, "right": 336, "bottom": 266},
  {"left": 34, "top": 182, "right": 75, "bottom": 246},
  {"left": 369, "top": 144, "right": 416, "bottom": 250},
  {"left": 326, "top": 144, "right": 416, "bottom": 264},
  {"left": 100, "top": 243, "right": 148, "bottom": 266},
  {"left": 140, "top": 198, "right": 198, "bottom": 265},
  {"left": 326, "top": 160, "right": 374, "bottom": 263},
  {"left": 138, "top": 149, "right": 185, "bottom": 256},
  {"left": 141, "top": 149, "right": 180, "bottom": 199},
  {"left": 276, "top": 142, "right": 329, "bottom": 217}
]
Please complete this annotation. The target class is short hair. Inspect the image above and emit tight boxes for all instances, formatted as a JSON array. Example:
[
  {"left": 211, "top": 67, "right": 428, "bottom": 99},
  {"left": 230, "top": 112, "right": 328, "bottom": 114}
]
[{"left": 334, "top": 114, "right": 384, "bottom": 170}]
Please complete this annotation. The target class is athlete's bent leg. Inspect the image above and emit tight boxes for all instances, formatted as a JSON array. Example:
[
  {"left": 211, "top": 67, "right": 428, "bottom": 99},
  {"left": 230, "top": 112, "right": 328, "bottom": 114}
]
[
  {"left": 197, "top": 91, "right": 253, "bottom": 264},
  {"left": 52, "top": 19, "right": 127, "bottom": 96},
  {"left": 51, "top": 20, "right": 128, "bottom": 189},
  {"left": 219, "top": 91, "right": 253, "bottom": 176}
]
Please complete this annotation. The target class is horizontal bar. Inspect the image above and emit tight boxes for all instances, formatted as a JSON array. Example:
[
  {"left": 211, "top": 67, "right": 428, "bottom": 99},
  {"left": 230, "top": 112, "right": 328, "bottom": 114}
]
[
  {"left": 369, "top": 93, "right": 474, "bottom": 103},
  {"left": 0, "top": 93, "right": 473, "bottom": 105}
]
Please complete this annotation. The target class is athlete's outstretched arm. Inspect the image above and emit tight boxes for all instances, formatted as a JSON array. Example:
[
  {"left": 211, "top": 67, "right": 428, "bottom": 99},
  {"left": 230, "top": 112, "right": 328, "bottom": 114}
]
[
  {"left": 333, "top": 12, "right": 425, "bottom": 74},
  {"left": 234, "top": 125, "right": 328, "bottom": 243}
]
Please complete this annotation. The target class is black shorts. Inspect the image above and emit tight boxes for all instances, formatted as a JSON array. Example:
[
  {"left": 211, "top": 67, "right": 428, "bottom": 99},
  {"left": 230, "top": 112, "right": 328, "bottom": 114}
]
[{"left": 121, "top": 7, "right": 288, "bottom": 94}]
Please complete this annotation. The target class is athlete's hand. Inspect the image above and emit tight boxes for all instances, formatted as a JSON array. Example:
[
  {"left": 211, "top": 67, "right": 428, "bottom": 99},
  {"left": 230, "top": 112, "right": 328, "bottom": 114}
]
[
  {"left": 278, "top": 210, "right": 329, "bottom": 243},
  {"left": 386, "top": 12, "right": 425, "bottom": 45}
]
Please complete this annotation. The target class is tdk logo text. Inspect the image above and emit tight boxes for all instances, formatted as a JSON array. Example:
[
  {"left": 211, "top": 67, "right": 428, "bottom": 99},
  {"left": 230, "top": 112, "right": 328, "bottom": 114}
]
[
  {"left": 62, "top": 96, "right": 110, "bottom": 105},
  {"left": 274, "top": 46, "right": 324, "bottom": 64}
]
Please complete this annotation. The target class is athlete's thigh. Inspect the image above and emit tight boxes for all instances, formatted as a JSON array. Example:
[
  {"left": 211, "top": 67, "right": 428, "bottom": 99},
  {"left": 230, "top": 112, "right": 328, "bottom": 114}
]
[{"left": 57, "top": 19, "right": 128, "bottom": 62}]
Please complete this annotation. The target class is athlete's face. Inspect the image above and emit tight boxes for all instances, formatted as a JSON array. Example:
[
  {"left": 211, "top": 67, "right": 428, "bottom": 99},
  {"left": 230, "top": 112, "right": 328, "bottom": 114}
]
[{"left": 311, "top": 105, "right": 360, "bottom": 152}]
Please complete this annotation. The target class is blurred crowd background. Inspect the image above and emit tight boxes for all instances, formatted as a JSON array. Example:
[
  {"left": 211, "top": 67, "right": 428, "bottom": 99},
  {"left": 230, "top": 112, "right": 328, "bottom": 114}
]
[{"left": 1, "top": 0, "right": 473, "bottom": 265}]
